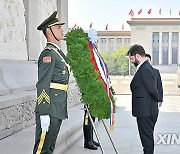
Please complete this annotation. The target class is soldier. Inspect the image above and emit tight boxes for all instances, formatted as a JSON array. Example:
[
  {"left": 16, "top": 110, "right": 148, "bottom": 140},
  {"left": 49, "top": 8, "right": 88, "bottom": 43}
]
[
  {"left": 33, "top": 11, "right": 70, "bottom": 154},
  {"left": 83, "top": 108, "right": 100, "bottom": 150}
]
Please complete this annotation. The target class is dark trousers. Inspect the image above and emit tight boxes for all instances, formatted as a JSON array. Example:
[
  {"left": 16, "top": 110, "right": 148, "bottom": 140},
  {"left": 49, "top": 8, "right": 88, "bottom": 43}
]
[
  {"left": 33, "top": 113, "right": 62, "bottom": 154},
  {"left": 83, "top": 109, "right": 95, "bottom": 142},
  {"left": 137, "top": 115, "right": 158, "bottom": 154}
]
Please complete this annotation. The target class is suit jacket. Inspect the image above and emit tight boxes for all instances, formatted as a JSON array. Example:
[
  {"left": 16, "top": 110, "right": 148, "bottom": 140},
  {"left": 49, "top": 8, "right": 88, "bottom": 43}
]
[
  {"left": 35, "top": 43, "right": 70, "bottom": 120},
  {"left": 130, "top": 60, "right": 159, "bottom": 117},
  {"left": 154, "top": 68, "right": 163, "bottom": 102}
]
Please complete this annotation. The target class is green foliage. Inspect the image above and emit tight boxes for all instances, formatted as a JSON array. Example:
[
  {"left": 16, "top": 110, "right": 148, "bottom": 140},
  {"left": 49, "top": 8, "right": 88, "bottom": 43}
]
[
  {"left": 101, "top": 47, "right": 136, "bottom": 75},
  {"left": 65, "top": 28, "right": 110, "bottom": 119}
]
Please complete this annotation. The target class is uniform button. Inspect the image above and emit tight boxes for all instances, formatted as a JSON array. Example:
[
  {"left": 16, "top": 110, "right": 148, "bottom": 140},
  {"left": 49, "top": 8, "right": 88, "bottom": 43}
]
[
  {"left": 43, "top": 101, "right": 46, "bottom": 104},
  {"left": 62, "top": 70, "right": 66, "bottom": 74},
  {"left": 55, "top": 94, "right": 58, "bottom": 96}
]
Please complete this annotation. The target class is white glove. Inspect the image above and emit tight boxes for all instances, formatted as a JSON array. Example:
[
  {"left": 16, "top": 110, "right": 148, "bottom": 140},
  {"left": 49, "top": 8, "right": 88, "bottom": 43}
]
[{"left": 40, "top": 115, "right": 50, "bottom": 132}]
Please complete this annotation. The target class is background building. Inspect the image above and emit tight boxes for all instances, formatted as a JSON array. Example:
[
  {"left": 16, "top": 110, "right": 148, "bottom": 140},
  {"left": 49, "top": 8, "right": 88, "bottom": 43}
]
[
  {"left": 97, "top": 31, "right": 131, "bottom": 52},
  {"left": 97, "top": 18, "right": 180, "bottom": 73},
  {"left": 127, "top": 18, "right": 180, "bottom": 67}
]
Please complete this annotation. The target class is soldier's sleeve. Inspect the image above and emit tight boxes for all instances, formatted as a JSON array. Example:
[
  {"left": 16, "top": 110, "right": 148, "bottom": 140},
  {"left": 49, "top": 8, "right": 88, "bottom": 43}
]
[{"left": 36, "top": 50, "right": 55, "bottom": 115}]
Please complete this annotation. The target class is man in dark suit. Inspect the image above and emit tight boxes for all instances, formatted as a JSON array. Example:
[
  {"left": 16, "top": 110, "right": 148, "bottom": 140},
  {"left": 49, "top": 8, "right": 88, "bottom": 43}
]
[
  {"left": 127, "top": 44, "right": 160, "bottom": 154},
  {"left": 145, "top": 54, "right": 163, "bottom": 107}
]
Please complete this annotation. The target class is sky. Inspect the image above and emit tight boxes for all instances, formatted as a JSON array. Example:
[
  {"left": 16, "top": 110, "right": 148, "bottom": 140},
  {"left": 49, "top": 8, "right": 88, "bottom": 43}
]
[{"left": 68, "top": 0, "right": 180, "bottom": 31}]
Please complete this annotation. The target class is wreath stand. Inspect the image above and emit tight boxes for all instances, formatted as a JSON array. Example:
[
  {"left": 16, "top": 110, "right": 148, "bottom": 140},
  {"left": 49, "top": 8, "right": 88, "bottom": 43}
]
[{"left": 85, "top": 105, "right": 119, "bottom": 154}]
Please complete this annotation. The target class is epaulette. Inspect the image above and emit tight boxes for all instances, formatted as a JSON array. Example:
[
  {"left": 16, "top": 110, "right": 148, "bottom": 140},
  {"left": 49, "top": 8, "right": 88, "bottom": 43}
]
[{"left": 44, "top": 45, "right": 59, "bottom": 53}]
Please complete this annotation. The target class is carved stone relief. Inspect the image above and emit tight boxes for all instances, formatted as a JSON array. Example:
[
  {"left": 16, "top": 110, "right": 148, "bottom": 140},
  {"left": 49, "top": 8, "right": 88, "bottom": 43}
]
[{"left": 0, "top": 0, "right": 27, "bottom": 60}]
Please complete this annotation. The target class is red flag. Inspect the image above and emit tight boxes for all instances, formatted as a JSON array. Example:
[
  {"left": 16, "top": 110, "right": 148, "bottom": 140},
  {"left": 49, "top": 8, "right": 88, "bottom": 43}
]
[
  {"left": 129, "top": 9, "right": 134, "bottom": 17},
  {"left": 138, "top": 8, "right": 142, "bottom": 15},
  {"left": 43, "top": 56, "right": 51, "bottom": 63},
  {"left": 122, "top": 24, "right": 124, "bottom": 31},
  {"left": 89, "top": 22, "right": 92, "bottom": 28},
  {"left": 129, "top": 9, "right": 133, "bottom": 15},
  {"left": 148, "top": 8, "right": 152, "bottom": 14},
  {"left": 105, "top": 23, "right": 108, "bottom": 30},
  {"left": 159, "top": 8, "right": 161, "bottom": 15},
  {"left": 72, "top": 23, "right": 77, "bottom": 29},
  {"left": 170, "top": 9, "right": 171, "bottom": 16}
]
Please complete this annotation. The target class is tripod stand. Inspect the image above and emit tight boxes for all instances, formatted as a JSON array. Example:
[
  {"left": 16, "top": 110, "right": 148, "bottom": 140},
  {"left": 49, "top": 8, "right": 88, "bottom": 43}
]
[{"left": 84, "top": 105, "right": 119, "bottom": 154}]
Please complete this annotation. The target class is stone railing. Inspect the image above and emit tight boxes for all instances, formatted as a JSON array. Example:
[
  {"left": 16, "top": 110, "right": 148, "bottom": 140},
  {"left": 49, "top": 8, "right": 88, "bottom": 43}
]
[{"left": 0, "top": 60, "right": 81, "bottom": 139}]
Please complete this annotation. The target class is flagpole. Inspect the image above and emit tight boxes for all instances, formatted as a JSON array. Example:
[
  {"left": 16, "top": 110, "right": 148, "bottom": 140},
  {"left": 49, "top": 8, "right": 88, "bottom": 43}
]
[
  {"left": 102, "top": 120, "right": 119, "bottom": 154},
  {"left": 85, "top": 105, "right": 105, "bottom": 154}
]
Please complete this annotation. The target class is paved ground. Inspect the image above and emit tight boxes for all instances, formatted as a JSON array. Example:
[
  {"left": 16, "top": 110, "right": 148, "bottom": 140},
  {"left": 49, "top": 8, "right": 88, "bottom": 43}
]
[
  {"left": 64, "top": 94, "right": 180, "bottom": 154},
  {"left": 1, "top": 74, "right": 179, "bottom": 154}
]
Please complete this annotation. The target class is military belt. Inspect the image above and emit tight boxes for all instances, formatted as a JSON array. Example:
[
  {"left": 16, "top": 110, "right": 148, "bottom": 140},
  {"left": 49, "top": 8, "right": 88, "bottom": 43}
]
[{"left": 50, "top": 82, "right": 68, "bottom": 91}]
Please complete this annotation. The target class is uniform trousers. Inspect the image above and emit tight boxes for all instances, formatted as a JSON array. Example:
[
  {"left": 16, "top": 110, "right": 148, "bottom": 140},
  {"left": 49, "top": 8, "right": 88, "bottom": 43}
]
[
  {"left": 136, "top": 115, "right": 158, "bottom": 154},
  {"left": 83, "top": 109, "right": 95, "bottom": 142},
  {"left": 33, "top": 113, "right": 62, "bottom": 154}
]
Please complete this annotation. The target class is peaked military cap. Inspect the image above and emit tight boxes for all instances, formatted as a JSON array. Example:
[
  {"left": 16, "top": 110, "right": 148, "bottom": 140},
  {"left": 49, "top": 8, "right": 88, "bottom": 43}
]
[{"left": 37, "top": 11, "right": 65, "bottom": 31}]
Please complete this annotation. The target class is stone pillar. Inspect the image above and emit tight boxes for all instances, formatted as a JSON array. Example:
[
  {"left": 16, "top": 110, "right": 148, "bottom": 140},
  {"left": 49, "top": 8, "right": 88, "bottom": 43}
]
[
  {"left": 114, "top": 38, "right": 117, "bottom": 51},
  {"left": 97, "top": 37, "right": 101, "bottom": 51},
  {"left": 149, "top": 33, "right": 153, "bottom": 61},
  {"left": 38, "top": 0, "right": 57, "bottom": 51},
  {"left": 122, "top": 37, "right": 124, "bottom": 47},
  {"left": 179, "top": 32, "right": 180, "bottom": 65},
  {"left": 168, "top": 32, "right": 172, "bottom": 65},
  {"left": 106, "top": 37, "right": 109, "bottom": 52},
  {"left": 57, "top": 0, "right": 68, "bottom": 54},
  {"left": 23, "top": 0, "right": 40, "bottom": 61},
  {"left": 159, "top": 32, "right": 162, "bottom": 65}
]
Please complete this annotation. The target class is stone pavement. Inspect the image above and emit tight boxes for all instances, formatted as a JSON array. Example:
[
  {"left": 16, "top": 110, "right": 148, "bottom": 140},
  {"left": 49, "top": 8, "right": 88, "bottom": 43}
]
[
  {"left": 0, "top": 103, "right": 84, "bottom": 154},
  {"left": 0, "top": 94, "right": 180, "bottom": 154},
  {"left": 64, "top": 94, "right": 180, "bottom": 154}
]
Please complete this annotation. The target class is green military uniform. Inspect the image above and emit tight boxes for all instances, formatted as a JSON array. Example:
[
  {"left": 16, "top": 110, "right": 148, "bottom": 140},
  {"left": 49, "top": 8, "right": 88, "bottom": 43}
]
[
  {"left": 35, "top": 43, "right": 70, "bottom": 119},
  {"left": 33, "top": 11, "right": 70, "bottom": 154}
]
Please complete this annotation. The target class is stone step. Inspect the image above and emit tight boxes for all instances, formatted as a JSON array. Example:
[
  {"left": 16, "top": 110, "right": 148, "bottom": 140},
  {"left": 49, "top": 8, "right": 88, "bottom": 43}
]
[
  {"left": 153, "top": 65, "right": 178, "bottom": 74},
  {"left": 0, "top": 103, "right": 84, "bottom": 154}
]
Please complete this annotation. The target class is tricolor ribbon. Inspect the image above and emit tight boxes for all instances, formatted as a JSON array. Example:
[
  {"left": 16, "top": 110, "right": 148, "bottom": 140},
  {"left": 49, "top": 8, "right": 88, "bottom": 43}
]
[{"left": 88, "top": 41, "right": 115, "bottom": 129}]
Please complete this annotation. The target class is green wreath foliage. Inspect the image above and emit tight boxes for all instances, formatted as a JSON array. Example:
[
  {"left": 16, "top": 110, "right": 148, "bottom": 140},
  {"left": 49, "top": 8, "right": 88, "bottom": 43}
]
[{"left": 65, "top": 28, "right": 110, "bottom": 119}]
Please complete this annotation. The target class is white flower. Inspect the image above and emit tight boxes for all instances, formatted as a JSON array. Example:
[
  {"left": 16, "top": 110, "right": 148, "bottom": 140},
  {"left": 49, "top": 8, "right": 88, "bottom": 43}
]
[{"left": 86, "top": 29, "right": 99, "bottom": 43}]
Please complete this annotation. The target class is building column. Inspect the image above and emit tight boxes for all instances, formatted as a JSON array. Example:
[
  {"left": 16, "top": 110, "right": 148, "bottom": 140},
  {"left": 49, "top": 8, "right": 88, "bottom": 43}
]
[
  {"left": 114, "top": 38, "right": 117, "bottom": 51},
  {"left": 122, "top": 37, "right": 124, "bottom": 47},
  {"left": 98, "top": 38, "right": 101, "bottom": 51},
  {"left": 159, "top": 32, "right": 162, "bottom": 65},
  {"left": 168, "top": 32, "right": 172, "bottom": 65},
  {"left": 23, "top": 0, "right": 40, "bottom": 61},
  {"left": 57, "top": 0, "right": 68, "bottom": 54},
  {"left": 149, "top": 33, "right": 153, "bottom": 61},
  {"left": 179, "top": 32, "right": 180, "bottom": 65},
  {"left": 106, "top": 37, "right": 109, "bottom": 52}
]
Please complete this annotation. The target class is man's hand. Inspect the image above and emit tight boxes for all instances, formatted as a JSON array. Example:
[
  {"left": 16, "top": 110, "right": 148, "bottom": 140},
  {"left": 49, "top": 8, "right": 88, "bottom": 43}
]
[
  {"left": 40, "top": 115, "right": 50, "bottom": 132},
  {"left": 158, "top": 102, "right": 162, "bottom": 107}
]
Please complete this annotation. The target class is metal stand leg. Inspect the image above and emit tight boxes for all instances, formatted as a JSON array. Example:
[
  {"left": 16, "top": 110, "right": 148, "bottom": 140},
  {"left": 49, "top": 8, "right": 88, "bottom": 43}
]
[
  {"left": 85, "top": 105, "right": 105, "bottom": 154},
  {"left": 102, "top": 120, "right": 119, "bottom": 154}
]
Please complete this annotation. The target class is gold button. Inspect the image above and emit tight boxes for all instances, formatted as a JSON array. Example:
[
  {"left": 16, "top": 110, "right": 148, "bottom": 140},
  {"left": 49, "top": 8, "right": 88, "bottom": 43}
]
[
  {"left": 43, "top": 101, "right": 45, "bottom": 104},
  {"left": 55, "top": 94, "right": 58, "bottom": 96}
]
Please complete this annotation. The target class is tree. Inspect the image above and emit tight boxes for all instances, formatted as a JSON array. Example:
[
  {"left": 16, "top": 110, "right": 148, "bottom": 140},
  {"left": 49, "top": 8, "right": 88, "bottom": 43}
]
[{"left": 101, "top": 47, "right": 135, "bottom": 75}]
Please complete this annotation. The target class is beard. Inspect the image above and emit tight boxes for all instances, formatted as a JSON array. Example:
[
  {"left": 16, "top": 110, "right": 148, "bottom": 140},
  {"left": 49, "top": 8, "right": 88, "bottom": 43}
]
[{"left": 133, "top": 57, "right": 139, "bottom": 67}]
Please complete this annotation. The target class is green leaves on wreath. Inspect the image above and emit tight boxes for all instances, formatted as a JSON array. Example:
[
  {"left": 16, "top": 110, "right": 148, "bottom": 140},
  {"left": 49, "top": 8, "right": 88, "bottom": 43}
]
[{"left": 65, "top": 28, "right": 110, "bottom": 119}]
